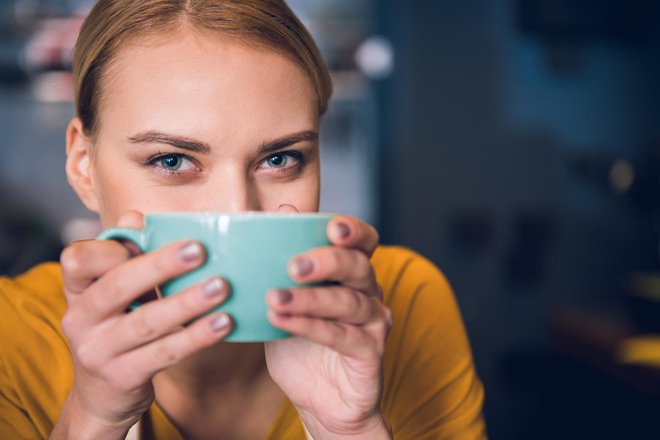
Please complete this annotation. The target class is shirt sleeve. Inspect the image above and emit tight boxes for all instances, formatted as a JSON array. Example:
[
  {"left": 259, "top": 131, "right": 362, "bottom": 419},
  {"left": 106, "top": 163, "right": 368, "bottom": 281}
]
[
  {"left": 377, "top": 248, "right": 488, "bottom": 440},
  {"left": 0, "top": 265, "right": 71, "bottom": 439},
  {"left": 0, "top": 280, "right": 47, "bottom": 439},
  {"left": 0, "top": 381, "right": 43, "bottom": 439}
]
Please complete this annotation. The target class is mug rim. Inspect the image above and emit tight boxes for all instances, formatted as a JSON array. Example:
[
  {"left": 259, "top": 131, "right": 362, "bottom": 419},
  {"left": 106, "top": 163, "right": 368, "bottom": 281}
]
[{"left": 144, "top": 211, "right": 336, "bottom": 220}]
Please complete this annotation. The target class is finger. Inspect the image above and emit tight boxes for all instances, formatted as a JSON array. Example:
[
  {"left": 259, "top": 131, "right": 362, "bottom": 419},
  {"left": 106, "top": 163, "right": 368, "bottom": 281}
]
[
  {"left": 80, "top": 240, "right": 206, "bottom": 322},
  {"left": 105, "top": 277, "right": 230, "bottom": 356},
  {"left": 119, "top": 311, "right": 233, "bottom": 385},
  {"left": 61, "top": 239, "right": 132, "bottom": 297},
  {"left": 266, "top": 286, "right": 382, "bottom": 326},
  {"left": 267, "top": 312, "right": 384, "bottom": 360},
  {"left": 114, "top": 211, "right": 146, "bottom": 256},
  {"left": 327, "top": 216, "right": 379, "bottom": 256},
  {"left": 116, "top": 210, "right": 145, "bottom": 229},
  {"left": 61, "top": 211, "right": 147, "bottom": 298},
  {"left": 289, "top": 247, "right": 376, "bottom": 293}
]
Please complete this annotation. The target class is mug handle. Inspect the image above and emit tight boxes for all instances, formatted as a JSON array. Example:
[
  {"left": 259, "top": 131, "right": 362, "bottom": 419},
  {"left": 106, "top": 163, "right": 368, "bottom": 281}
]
[
  {"left": 96, "top": 227, "right": 151, "bottom": 309},
  {"left": 97, "top": 227, "right": 147, "bottom": 251}
]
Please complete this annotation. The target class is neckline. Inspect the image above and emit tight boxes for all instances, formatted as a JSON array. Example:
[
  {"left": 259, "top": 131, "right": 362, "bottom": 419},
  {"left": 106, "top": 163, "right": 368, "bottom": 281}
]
[{"left": 146, "top": 393, "right": 294, "bottom": 439}]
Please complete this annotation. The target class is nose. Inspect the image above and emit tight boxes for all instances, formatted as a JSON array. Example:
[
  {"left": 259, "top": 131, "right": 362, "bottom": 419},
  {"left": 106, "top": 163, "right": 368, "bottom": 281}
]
[{"left": 201, "top": 170, "right": 261, "bottom": 212}]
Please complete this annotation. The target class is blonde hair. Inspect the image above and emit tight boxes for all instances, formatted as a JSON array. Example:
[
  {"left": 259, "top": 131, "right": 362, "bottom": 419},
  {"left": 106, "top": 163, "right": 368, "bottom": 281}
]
[{"left": 72, "top": 0, "right": 332, "bottom": 136}]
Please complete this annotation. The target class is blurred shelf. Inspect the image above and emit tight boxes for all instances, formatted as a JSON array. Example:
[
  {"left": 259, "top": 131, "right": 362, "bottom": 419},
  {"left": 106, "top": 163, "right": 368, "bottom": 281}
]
[{"left": 550, "top": 304, "right": 660, "bottom": 395}]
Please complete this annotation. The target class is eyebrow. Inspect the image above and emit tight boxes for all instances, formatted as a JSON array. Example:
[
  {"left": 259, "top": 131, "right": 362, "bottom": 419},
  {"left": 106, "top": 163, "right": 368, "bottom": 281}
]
[
  {"left": 257, "top": 130, "right": 318, "bottom": 155},
  {"left": 128, "top": 131, "right": 210, "bottom": 154},
  {"left": 127, "top": 130, "right": 318, "bottom": 155}
]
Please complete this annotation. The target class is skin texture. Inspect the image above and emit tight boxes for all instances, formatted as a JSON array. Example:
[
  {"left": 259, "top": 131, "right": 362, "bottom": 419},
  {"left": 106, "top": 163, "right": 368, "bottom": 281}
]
[{"left": 56, "top": 27, "right": 392, "bottom": 440}]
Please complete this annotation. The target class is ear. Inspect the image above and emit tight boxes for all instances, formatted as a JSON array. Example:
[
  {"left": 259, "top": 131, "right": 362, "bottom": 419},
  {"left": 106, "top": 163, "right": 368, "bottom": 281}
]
[{"left": 65, "top": 117, "right": 100, "bottom": 213}]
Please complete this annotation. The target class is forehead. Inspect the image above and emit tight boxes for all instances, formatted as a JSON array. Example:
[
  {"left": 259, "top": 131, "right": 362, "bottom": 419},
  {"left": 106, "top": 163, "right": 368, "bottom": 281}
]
[{"left": 97, "top": 28, "right": 318, "bottom": 142}]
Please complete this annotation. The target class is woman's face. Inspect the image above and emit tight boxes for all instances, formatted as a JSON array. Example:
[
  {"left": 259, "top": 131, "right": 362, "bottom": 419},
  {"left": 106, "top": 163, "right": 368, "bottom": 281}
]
[{"left": 67, "top": 29, "right": 321, "bottom": 228}]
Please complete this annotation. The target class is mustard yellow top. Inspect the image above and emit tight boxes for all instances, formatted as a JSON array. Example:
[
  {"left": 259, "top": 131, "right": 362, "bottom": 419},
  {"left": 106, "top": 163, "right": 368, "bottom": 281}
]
[{"left": 0, "top": 246, "right": 487, "bottom": 439}]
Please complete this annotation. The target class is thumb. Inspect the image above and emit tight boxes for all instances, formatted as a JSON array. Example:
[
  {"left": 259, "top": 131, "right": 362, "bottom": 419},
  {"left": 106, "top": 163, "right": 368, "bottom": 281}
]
[
  {"left": 116, "top": 210, "right": 145, "bottom": 229},
  {"left": 114, "top": 210, "right": 145, "bottom": 256}
]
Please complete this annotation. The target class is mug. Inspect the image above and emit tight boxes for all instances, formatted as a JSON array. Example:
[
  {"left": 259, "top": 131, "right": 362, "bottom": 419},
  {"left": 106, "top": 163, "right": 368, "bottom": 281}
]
[{"left": 97, "top": 212, "right": 333, "bottom": 342}]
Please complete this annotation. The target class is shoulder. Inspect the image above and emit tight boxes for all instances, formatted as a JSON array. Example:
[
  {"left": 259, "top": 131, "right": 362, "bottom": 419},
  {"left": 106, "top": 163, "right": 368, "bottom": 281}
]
[
  {"left": 0, "top": 262, "right": 68, "bottom": 359},
  {"left": 0, "top": 263, "right": 72, "bottom": 435},
  {"left": 373, "top": 245, "right": 473, "bottom": 379},
  {"left": 0, "top": 262, "right": 67, "bottom": 322},
  {"left": 371, "top": 245, "right": 453, "bottom": 311},
  {"left": 373, "top": 247, "right": 487, "bottom": 438}
]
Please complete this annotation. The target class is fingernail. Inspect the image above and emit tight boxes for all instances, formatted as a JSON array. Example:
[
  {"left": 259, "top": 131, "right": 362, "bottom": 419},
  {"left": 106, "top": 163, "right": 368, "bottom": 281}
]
[
  {"left": 334, "top": 222, "right": 350, "bottom": 239},
  {"left": 291, "top": 258, "right": 314, "bottom": 278},
  {"left": 178, "top": 242, "right": 203, "bottom": 262},
  {"left": 202, "top": 277, "right": 224, "bottom": 299},
  {"left": 275, "top": 289, "right": 293, "bottom": 304},
  {"left": 209, "top": 313, "right": 230, "bottom": 333}
]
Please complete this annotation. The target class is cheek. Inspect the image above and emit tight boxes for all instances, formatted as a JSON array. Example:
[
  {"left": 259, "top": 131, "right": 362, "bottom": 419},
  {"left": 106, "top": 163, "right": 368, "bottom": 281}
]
[
  {"left": 93, "top": 166, "right": 138, "bottom": 227},
  {"left": 92, "top": 155, "right": 159, "bottom": 226},
  {"left": 258, "top": 175, "right": 320, "bottom": 213}
]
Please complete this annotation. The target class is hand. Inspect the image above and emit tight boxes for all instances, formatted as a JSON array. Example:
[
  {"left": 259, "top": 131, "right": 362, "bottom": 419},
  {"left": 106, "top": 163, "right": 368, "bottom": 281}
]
[
  {"left": 265, "top": 215, "right": 393, "bottom": 439},
  {"left": 52, "top": 212, "right": 233, "bottom": 439}
]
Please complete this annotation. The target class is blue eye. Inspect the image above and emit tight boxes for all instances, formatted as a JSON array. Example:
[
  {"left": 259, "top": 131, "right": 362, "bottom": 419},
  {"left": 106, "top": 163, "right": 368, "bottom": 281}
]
[
  {"left": 144, "top": 153, "right": 197, "bottom": 175},
  {"left": 259, "top": 151, "right": 304, "bottom": 172},
  {"left": 267, "top": 154, "right": 288, "bottom": 168},
  {"left": 160, "top": 155, "right": 182, "bottom": 170}
]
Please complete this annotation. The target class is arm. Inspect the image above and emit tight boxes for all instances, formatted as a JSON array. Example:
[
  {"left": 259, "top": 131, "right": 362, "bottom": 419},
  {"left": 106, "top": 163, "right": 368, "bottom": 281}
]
[{"left": 379, "top": 249, "right": 487, "bottom": 439}]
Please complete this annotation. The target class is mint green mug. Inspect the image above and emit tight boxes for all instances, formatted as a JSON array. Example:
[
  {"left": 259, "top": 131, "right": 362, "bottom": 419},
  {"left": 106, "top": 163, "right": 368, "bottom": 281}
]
[{"left": 97, "top": 212, "right": 333, "bottom": 342}]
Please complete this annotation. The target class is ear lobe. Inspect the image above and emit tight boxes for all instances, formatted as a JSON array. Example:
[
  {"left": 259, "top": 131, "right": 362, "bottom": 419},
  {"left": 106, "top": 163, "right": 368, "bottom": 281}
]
[{"left": 65, "top": 117, "right": 100, "bottom": 213}]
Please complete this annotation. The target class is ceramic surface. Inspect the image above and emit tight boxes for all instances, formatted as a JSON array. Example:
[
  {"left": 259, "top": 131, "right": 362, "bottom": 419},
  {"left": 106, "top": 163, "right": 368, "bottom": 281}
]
[{"left": 98, "top": 212, "right": 333, "bottom": 341}]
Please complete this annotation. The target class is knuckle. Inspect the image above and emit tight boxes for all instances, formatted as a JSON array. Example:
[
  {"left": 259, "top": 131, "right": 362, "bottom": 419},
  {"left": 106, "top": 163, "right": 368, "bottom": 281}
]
[
  {"left": 363, "top": 295, "right": 379, "bottom": 319},
  {"left": 370, "top": 225, "right": 380, "bottom": 246},
  {"left": 326, "top": 287, "right": 344, "bottom": 307},
  {"left": 130, "top": 312, "right": 156, "bottom": 339},
  {"left": 355, "top": 251, "right": 371, "bottom": 273},
  {"left": 179, "top": 286, "right": 205, "bottom": 313},
  {"left": 345, "top": 289, "right": 363, "bottom": 312},
  {"left": 75, "top": 343, "right": 101, "bottom": 370},
  {"left": 371, "top": 338, "right": 386, "bottom": 358},
  {"left": 60, "top": 244, "right": 86, "bottom": 275},
  {"left": 291, "top": 316, "right": 313, "bottom": 337},
  {"left": 294, "top": 287, "right": 315, "bottom": 310},
  {"left": 360, "top": 335, "right": 382, "bottom": 358},
  {"left": 60, "top": 312, "right": 78, "bottom": 339},
  {"left": 383, "top": 306, "right": 393, "bottom": 326},
  {"left": 328, "top": 322, "right": 348, "bottom": 344},
  {"left": 153, "top": 254, "right": 171, "bottom": 275},
  {"left": 345, "top": 250, "right": 366, "bottom": 280},
  {"left": 154, "top": 247, "right": 178, "bottom": 273},
  {"left": 377, "top": 305, "right": 394, "bottom": 337},
  {"left": 103, "top": 272, "right": 133, "bottom": 305},
  {"left": 152, "top": 342, "right": 180, "bottom": 366},
  {"left": 326, "top": 249, "right": 343, "bottom": 274}
]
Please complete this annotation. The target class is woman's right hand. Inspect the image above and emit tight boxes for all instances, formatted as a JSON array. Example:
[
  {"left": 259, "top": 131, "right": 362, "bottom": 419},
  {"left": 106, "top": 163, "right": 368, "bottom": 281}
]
[{"left": 51, "top": 212, "right": 233, "bottom": 439}]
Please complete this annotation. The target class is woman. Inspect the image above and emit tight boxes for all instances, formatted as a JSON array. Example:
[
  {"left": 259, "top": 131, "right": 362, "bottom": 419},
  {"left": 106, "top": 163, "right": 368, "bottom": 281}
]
[{"left": 0, "top": 1, "right": 487, "bottom": 439}]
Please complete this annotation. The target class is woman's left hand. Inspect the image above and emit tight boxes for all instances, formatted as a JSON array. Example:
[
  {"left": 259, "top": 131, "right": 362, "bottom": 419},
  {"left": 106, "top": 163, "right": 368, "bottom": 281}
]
[{"left": 265, "top": 216, "right": 393, "bottom": 440}]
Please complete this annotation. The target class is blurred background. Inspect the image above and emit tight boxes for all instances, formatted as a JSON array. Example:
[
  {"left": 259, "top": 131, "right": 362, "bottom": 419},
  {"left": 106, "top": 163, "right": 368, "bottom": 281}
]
[{"left": 2, "top": 0, "right": 660, "bottom": 438}]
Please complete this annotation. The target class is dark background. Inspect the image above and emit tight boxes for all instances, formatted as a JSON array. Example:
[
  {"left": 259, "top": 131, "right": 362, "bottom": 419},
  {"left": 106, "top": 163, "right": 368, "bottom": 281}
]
[
  {"left": 376, "top": 1, "right": 660, "bottom": 438},
  {"left": 2, "top": 1, "right": 660, "bottom": 438}
]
